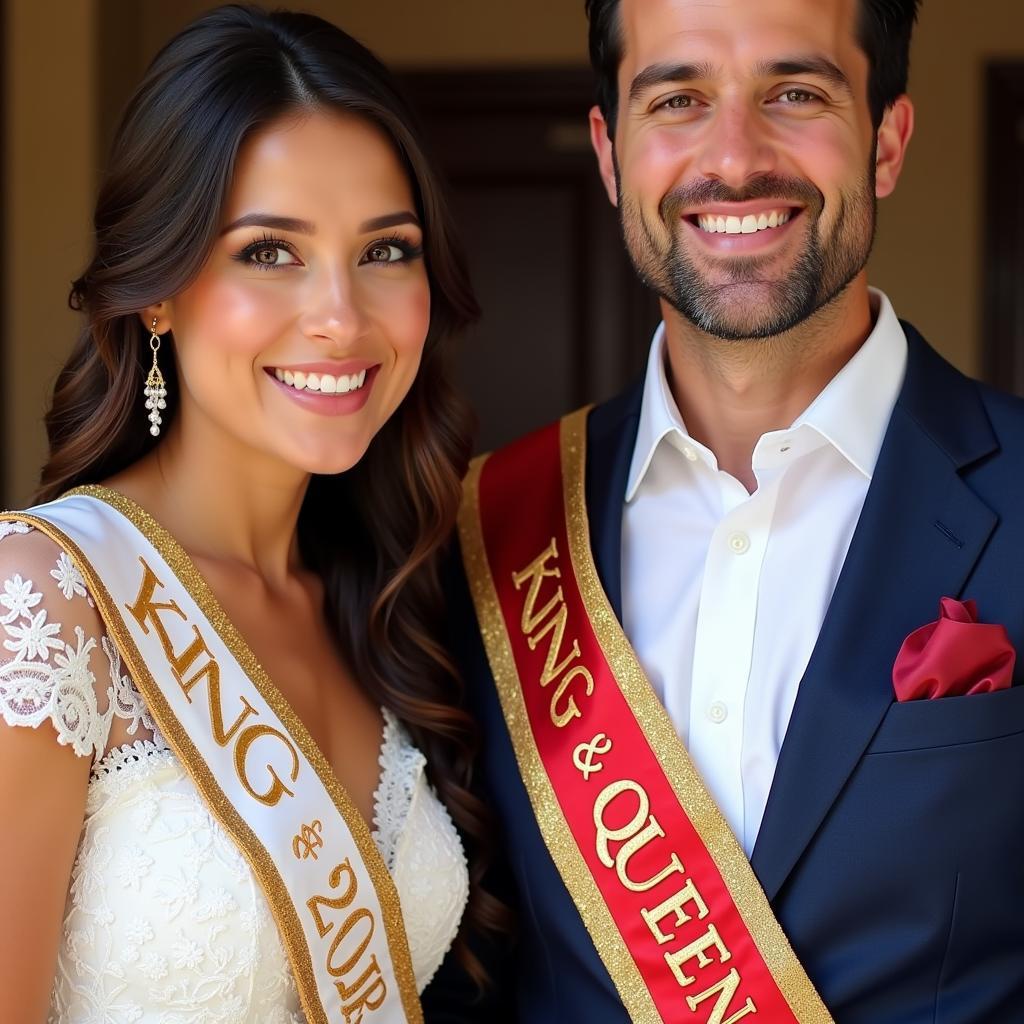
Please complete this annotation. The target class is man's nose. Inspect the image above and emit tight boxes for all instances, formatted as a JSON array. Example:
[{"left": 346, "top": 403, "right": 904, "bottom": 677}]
[{"left": 695, "top": 99, "right": 778, "bottom": 190}]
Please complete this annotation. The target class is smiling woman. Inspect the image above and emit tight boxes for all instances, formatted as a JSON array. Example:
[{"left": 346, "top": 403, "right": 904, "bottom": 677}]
[
  {"left": 146, "top": 110, "right": 433, "bottom": 477},
  {"left": 0, "top": 6, "right": 505, "bottom": 1023}
]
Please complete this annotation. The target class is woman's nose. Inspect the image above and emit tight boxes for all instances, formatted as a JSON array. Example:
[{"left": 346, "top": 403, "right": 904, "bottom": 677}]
[{"left": 298, "top": 267, "right": 370, "bottom": 348}]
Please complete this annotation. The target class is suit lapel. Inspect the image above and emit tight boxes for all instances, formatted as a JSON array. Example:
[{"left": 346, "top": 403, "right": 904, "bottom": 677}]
[
  {"left": 751, "top": 329, "right": 999, "bottom": 901},
  {"left": 585, "top": 383, "right": 643, "bottom": 623}
]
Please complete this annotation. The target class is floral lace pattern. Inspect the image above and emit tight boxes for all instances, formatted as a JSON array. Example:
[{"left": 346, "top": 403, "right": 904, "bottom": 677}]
[
  {"left": 0, "top": 525, "right": 468, "bottom": 1021},
  {"left": 372, "top": 707, "right": 427, "bottom": 871},
  {"left": 0, "top": 528, "right": 115, "bottom": 759}
]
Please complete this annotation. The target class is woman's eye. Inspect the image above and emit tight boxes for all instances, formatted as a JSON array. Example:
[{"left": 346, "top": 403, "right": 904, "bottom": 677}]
[
  {"left": 250, "top": 244, "right": 296, "bottom": 267},
  {"left": 365, "top": 242, "right": 407, "bottom": 264}
]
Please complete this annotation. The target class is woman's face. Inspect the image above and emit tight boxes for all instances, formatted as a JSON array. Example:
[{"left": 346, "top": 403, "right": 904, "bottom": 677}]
[{"left": 161, "top": 110, "right": 430, "bottom": 476}]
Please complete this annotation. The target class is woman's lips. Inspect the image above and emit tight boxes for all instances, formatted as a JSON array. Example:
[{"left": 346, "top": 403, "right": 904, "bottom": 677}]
[{"left": 265, "top": 365, "right": 379, "bottom": 417}]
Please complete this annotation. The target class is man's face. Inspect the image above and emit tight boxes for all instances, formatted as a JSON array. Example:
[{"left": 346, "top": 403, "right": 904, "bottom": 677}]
[{"left": 597, "top": 0, "right": 884, "bottom": 340}]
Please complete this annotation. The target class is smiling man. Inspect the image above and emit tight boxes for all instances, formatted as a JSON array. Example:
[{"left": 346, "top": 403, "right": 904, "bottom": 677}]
[{"left": 435, "top": 1, "right": 1024, "bottom": 1021}]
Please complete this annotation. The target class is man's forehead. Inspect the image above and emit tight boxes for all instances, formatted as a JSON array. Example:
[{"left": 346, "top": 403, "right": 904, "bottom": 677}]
[{"left": 617, "top": 0, "right": 862, "bottom": 72}]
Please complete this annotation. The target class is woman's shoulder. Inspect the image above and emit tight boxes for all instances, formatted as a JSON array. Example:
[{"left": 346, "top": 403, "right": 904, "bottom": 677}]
[
  {"left": 0, "top": 515, "right": 116, "bottom": 761},
  {"left": 0, "top": 514, "right": 97, "bottom": 611}
]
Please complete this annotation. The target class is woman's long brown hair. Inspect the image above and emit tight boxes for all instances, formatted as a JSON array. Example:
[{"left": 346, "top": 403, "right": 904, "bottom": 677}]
[{"left": 37, "top": 3, "right": 507, "bottom": 986}]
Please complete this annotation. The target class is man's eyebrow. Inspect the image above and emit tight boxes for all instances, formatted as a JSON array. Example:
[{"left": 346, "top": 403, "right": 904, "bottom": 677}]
[
  {"left": 359, "top": 211, "right": 420, "bottom": 233},
  {"left": 220, "top": 213, "right": 315, "bottom": 235},
  {"left": 628, "top": 62, "right": 718, "bottom": 104},
  {"left": 756, "top": 57, "right": 853, "bottom": 95}
]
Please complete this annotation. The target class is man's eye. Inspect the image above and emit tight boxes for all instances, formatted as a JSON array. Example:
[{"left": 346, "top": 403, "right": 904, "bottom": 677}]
[
  {"left": 780, "top": 89, "right": 817, "bottom": 104},
  {"left": 662, "top": 95, "right": 693, "bottom": 110}
]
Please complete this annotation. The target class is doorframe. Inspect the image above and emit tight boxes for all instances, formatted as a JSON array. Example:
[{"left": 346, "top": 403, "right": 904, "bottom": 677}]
[{"left": 397, "top": 67, "right": 658, "bottom": 410}]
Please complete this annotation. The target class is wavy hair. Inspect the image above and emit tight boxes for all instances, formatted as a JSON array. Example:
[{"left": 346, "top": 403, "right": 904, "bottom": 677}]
[{"left": 37, "top": 3, "right": 506, "bottom": 986}]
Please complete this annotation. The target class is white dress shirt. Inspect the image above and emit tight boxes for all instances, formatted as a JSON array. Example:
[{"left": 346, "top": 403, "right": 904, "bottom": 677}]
[{"left": 621, "top": 289, "right": 908, "bottom": 856}]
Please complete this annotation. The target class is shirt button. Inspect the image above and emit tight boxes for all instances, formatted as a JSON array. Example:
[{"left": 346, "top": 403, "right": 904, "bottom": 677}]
[
  {"left": 682, "top": 445, "right": 698, "bottom": 462},
  {"left": 707, "top": 701, "right": 728, "bottom": 724},
  {"left": 728, "top": 532, "right": 750, "bottom": 555}
]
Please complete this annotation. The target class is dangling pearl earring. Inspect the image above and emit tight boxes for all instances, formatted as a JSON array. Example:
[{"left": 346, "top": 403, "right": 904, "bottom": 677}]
[{"left": 144, "top": 317, "right": 167, "bottom": 437}]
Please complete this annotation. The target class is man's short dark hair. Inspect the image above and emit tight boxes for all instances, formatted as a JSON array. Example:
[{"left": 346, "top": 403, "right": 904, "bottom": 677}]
[{"left": 585, "top": 0, "right": 922, "bottom": 132}]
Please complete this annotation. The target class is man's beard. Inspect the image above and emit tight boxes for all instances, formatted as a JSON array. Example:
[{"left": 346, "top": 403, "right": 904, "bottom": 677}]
[{"left": 619, "top": 170, "right": 877, "bottom": 341}]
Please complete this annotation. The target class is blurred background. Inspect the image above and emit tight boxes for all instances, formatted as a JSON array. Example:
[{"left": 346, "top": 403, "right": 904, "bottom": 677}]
[{"left": 2, "top": 0, "right": 1023, "bottom": 506}]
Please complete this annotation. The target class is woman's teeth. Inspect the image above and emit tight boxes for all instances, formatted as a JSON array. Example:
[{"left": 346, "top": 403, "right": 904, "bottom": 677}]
[
  {"left": 274, "top": 368, "right": 368, "bottom": 394},
  {"left": 696, "top": 210, "right": 792, "bottom": 235}
]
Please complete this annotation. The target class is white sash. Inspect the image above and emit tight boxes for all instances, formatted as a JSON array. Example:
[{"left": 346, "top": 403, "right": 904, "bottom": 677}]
[{"left": 3, "top": 487, "right": 421, "bottom": 1024}]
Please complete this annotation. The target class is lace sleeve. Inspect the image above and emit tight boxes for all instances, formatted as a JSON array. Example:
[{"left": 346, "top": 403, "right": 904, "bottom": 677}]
[{"left": 0, "top": 521, "right": 116, "bottom": 763}]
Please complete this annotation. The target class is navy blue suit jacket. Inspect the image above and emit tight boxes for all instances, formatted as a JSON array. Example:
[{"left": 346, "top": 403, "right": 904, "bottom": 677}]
[{"left": 425, "top": 325, "right": 1024, "bottom": 1023}]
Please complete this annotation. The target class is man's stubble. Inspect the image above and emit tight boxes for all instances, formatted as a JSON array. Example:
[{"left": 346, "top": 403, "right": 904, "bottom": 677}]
[{"left": 617, "top": 162, "right": 878, "bottom": 343}]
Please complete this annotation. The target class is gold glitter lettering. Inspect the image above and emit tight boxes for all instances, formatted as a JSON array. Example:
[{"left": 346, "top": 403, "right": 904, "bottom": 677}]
[
  {"left": 512, "top": 538, "right": 562, "bottom": 634},
  {"left": 234, "top": 723, "right": 299, "bottom": 806},
  {"left": 528, "top": 602, "right": 582, "bottom": 686},
  {"left": 327, "top": 907, "right": 375, "bottom": 978},
  {"left": 307, "top": 860, "right": 359, "bottom": 937},
  {"left": 341, "top": 966, "right": 388, "bottom": 1024},
  {"left": 642, "top": 877, "right": 709, "bottom": 944},
  {"left": 128, "top": 558, "right": 260, "bottom": 749},
  {"left": 685, "top": 968, "right": 757, "bottom": 1023},
  {"left": 665, "top": 923, "right": 732, "bottom": 988},
  {"left": 614, "top": 815, "right": 685, "bottom": 894},
  {"left": 592, "top": 779, "right": 684, "bottom": 891},
  {"left": 126, "top": 558, "right": 188, "bottom": 659},
  {"left": 335, "top": 953, "right": 385, "bottom": 1000},
  {"left": 549, "top": 664, "right": 594, "bottom": 727}
]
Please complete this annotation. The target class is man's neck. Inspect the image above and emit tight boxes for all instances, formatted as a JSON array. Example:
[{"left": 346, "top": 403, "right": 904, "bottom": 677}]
[{"left": 662, "top": 277, "right": 875, "bottom": 492}]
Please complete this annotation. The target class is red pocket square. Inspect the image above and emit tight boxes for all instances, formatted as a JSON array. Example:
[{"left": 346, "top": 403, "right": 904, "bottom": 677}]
[{"left": 893, "top": 598, "right": 1016, "bottom": 702}]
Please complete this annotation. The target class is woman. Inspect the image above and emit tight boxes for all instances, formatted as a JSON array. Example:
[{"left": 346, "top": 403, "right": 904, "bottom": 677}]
[{"left": 0, "top": 6, "right": 499, "bottom": 1021}]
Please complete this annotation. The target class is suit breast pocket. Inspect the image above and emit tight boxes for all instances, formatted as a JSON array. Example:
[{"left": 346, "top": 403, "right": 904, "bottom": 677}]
[{"left": 865, "top": 684, "right": 1024, "bottom": 754}]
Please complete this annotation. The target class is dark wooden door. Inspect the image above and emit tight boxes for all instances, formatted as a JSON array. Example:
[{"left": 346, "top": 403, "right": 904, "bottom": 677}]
[
  {"left": 401, "top": 70, "right": 658, "bottom": 452},
  {"left": 984, "top": 63, "right": 1024, "bottom": 394}
]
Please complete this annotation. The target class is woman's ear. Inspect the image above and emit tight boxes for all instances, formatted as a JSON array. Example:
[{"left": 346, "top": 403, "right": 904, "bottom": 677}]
[{"left": 139, "top": 304, "right": 170, "bottom": 335}]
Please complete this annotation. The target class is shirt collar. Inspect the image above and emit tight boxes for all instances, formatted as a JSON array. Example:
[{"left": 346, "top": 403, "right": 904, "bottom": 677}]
[{"left": 626, "top": 288, "right": 908, "bottom": 501}]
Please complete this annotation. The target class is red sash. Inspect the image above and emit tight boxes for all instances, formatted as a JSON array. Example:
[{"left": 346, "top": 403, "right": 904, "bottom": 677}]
[{"left": 458, "top": 408, "right": 833, "bottom": 1024}]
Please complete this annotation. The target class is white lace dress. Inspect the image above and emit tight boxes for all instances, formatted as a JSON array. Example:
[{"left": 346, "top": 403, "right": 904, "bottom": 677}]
[{"left": 0, "top": 521, "right": 469, "bottom": 1023}]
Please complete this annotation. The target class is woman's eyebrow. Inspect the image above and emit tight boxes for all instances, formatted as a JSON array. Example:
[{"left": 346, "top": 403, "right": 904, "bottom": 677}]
[
  {"left": 219, "top": 211, "right": 421, "bottom": 235},
  {"left": 359, "top": 211, "right": 421, "bottom": 232},
  {"left": 220, "top": 213, "right": 316, "bottom": 235}
]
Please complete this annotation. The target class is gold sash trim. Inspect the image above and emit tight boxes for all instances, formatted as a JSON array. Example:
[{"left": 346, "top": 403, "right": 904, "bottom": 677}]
[
  {"left": 2, "top": 486, "right": 422, "bottom": 1024},
  {"left": 458, "top": 407, "right": 833, "bottom": 1023}
]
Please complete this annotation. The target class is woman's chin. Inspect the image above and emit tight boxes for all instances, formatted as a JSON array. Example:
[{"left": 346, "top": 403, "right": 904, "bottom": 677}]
[{"left": 288, "top": 443, "right": 371, "bottom": 479}]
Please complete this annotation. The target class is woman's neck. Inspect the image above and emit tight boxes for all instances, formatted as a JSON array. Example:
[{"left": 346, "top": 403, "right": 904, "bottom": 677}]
[{"left": 105, "top": 403, "right": 310, "bottom": 585}]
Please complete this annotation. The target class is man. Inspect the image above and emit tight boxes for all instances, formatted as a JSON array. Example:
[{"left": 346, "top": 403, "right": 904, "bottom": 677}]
[{"left": 429, "top": 0, "right": 1024, "bottom": 1020}]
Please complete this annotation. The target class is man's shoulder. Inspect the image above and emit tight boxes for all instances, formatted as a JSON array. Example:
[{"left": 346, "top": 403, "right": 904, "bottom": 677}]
[
  {"left": 901, "top": 321, "right": 1024, "bottom": 449},
  {"left": 972, "top": 377, "right": 1024, "bottom": 441}
]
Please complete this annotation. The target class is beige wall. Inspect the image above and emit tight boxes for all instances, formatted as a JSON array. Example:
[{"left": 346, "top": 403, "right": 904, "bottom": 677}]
[
  {"left": 3, "top": 0, "right": 97, "bottom": 507},
  {"left": 3, "top": 1, "right": 1024, "bottom": 504},
  {"left": 133, "top": 0, "right": 589, "bottom": 69},
  {"left": 871, "top": 1, "right": 1024, "bottom": 378}
]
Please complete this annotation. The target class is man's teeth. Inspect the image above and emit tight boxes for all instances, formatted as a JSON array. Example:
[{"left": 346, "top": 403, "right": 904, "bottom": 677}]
[
  {"left": 274, "top": 368, "right": 368, "bottom": 394},
  {"left": 696, "top": 210, "right": 792, "bottom": 235}
]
